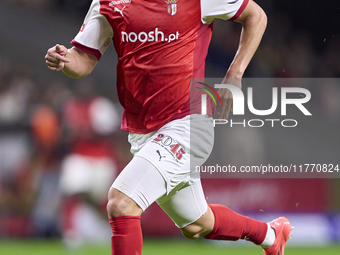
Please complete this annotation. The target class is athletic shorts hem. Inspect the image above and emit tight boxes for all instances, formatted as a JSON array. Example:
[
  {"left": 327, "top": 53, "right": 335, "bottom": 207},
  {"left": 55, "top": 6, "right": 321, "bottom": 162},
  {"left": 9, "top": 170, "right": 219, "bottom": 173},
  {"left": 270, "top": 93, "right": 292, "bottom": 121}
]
[
  {"left": 111, "top": 183, "right": 148, "bottom": 211},
  {"left": 178, "top": 205, "right": 208, "bottom": 228}
]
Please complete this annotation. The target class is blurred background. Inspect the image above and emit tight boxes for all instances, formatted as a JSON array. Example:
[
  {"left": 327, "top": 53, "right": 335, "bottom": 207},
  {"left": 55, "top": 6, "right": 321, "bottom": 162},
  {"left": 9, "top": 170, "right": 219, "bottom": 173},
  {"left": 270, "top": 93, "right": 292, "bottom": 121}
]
[{"left": 0, "top": 0, "right": 339, "bottom": 253}]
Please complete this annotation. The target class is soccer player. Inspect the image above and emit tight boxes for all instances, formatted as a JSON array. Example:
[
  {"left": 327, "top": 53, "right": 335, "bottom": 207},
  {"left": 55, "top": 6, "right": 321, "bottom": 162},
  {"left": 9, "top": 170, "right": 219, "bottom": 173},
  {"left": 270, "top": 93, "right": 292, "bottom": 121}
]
[
  {"left": 45, "top": 0, "right": 292, "bottom": 254},
  {"left": 59, "top": 79, "right": 120, "bottom": 245}
]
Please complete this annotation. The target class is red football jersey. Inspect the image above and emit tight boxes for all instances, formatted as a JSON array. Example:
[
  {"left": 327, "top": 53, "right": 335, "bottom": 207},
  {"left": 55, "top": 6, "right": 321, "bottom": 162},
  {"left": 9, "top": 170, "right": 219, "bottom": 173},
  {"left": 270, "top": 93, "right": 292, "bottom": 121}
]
[{"left": 71, "top": 0, "right": 248, "bottom": 134}]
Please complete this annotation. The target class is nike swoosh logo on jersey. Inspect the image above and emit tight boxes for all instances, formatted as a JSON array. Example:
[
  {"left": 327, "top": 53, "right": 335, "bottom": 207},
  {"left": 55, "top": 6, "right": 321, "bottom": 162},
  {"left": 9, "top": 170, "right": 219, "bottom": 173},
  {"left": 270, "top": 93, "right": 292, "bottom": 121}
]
[{"left": 228, "top": 0, "right": 240, "bottom": 4}]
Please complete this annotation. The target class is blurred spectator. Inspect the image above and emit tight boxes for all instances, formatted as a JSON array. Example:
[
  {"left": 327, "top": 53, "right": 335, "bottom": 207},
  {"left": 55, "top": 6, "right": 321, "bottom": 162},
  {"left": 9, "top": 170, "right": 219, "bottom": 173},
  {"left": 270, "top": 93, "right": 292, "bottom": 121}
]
[
  {"left": 29, "top": 81, "right": 71, "bottom": 238},
  {"left": 0, "top": 63, "right": 33, "bottom": 238},
  {"left": 0, "top": 65, "right": 33, "bottom": 123},
  {"left": 59, "top": 78, "right": 120, "bottom": 246}
]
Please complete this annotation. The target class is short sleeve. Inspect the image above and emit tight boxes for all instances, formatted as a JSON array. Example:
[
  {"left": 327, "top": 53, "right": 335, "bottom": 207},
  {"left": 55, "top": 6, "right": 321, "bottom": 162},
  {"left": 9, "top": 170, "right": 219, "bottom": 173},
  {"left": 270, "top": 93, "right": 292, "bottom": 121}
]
[
  {"left": 71, "top": 0, "right": 113, "bottom": 60},
  {"left": 201, "top": 0, "right": 249, "bottom": 25}
]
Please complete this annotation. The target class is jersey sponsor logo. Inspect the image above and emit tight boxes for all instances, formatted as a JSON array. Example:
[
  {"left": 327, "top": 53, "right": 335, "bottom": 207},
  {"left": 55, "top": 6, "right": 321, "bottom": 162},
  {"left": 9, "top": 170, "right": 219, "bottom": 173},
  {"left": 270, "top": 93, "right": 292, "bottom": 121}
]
[
  {"left": 113, "top": 6, "right": 126, "bottom": 17},
  {"left": 109, "top": 0, "right": 131, "bottom": 6},
  {"left": 166, "top": 0, "right": 177, "bottom": 16},
  {"left": 121, "top": 27, "right": 179, "bottom": 43},
  {"left": 196, "top": 81, "right": 312, "bottom": 128},
  {"left": 153, "top": 134, "right": 185, "bottom": 161}
]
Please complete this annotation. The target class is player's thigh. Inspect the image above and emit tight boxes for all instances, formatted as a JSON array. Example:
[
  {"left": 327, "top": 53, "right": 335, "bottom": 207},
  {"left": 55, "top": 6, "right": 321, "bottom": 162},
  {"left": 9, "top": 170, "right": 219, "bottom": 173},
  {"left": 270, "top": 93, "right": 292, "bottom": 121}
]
[
  {"left": 111, "top": 156, "right": 167, "bottom": 211},
  {"left": 157, "top": 178, "right": 209, "bottom": 229}
]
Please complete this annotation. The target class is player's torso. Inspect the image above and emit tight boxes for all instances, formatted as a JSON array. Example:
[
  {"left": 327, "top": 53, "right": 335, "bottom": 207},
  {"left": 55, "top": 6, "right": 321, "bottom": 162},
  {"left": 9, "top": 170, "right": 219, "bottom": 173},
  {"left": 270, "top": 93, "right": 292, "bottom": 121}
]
[{"left": 98, "top": 0, "right": 211, "bottom": 133}]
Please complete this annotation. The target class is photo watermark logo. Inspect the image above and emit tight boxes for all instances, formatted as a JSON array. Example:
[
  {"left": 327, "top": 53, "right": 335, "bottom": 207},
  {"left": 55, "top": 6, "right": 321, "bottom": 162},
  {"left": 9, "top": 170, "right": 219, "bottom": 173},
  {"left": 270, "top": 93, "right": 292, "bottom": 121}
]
[{"left": 197, "top": 83, "right": 312, "bottom": 128}]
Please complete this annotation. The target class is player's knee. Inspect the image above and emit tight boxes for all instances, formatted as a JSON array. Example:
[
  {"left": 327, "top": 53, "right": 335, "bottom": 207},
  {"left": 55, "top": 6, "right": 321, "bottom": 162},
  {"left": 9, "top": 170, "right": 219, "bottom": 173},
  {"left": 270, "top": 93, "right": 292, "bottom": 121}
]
[
  {"left": 180, "top": 210, "right": 215, "bottom": 239},
  {"left": 106, "top": 187, "right": 142, "bottom": 218},
  {"left": 181, "top": 228, "right": 200, "bottom": 239},
  {"left": 180, "top": 224, "right": 206, "bottom": 239}
]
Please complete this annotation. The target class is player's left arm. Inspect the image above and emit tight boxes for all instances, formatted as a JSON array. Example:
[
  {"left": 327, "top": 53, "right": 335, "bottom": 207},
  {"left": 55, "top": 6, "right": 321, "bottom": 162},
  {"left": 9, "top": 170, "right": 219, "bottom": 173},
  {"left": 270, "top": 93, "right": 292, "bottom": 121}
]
[
  {"left": 218, "top": 0, "right": 267, "bottom": 119},
  {"left": 227, "top": 0, "right": 267, "bottom": 78}
]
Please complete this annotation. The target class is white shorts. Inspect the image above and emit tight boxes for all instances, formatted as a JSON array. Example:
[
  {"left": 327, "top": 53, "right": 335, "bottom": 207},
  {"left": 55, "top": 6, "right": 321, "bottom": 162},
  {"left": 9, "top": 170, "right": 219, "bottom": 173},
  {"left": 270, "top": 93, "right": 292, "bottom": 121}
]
[
  {"left": 112, "top": 114, "right": 214, "bottom": 228},
  {"left": 60, "top": 154, "right": 117, "bottom": 201}
]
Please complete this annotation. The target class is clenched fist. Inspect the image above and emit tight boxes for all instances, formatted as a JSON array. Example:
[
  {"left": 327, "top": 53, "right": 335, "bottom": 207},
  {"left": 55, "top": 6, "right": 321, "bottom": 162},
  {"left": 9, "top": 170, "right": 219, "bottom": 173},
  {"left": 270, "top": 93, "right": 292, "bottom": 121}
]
[{"left": 45, "top": 44, "right": 70, "bottom": 71}]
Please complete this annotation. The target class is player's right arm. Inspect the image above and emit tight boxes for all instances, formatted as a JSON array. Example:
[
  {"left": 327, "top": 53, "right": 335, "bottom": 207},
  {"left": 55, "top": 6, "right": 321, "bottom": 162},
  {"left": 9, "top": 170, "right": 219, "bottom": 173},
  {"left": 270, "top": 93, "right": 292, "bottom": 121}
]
[
  {"left": 45, "top": 0, "right": 112, "bottom": 78},
  {"left": 45, "top": 44, "right": 98, "bottom": 79}
]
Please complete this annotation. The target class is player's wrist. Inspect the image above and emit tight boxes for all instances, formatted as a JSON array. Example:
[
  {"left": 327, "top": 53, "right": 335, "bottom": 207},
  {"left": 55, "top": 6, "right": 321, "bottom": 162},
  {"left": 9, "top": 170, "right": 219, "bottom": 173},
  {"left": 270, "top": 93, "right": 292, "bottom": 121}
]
[{"left": 225, "top": 68, "right": 244, "bottom": 79}]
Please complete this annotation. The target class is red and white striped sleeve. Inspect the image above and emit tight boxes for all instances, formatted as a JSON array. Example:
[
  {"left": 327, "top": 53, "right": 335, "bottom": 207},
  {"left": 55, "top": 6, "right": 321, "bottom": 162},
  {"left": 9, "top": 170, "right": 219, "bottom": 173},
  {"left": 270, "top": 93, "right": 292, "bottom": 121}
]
[
  {"left": 201, "top": 0, "right": 249, "bottom": 24},
  {"left": 71, "top": 0, "right": 113, "bottom": 60}
]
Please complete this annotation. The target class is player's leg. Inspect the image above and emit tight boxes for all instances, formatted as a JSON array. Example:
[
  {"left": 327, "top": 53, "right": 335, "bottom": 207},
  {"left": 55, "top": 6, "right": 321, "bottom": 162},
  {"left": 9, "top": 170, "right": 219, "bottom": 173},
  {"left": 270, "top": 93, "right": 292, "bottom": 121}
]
[
  {"left": 107, "top": 188, "right": 143, "bottom": 255},
  {"left": 180, "top": 206, "right": 215, "bottom": 239},
  {"left": 107, "top": 156, "right": 168, "bottom": 255},
  {"left": 157, "top": 178, "right": 215, "bottom": 239},
  {"left": 106, "top": 116, "right": 196, "bottom": 255},
  {"left": 188, "top": 203, "right": 292, "bottom": 255},
  {"left": 158, "top": 178, "right": 268, "bottom": 244},
  {"left": 202, "top": 204, "right": 270, "bottom": 244},
  {"left": 163, "top": 113, "right": 292, "bottom": 254},
  {"left": 158, "top": 178, "right": 291, "bottom": 254}
]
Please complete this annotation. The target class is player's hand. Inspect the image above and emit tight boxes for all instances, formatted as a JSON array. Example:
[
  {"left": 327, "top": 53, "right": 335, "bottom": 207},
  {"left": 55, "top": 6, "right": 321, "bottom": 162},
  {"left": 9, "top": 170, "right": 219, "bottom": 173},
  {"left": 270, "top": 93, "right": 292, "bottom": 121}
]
[
  {"left": 45, "top": 44, "right": 70, "bottom": 71},
  {"left": 216, "top": 76, "right": 242, "bottom": 119}
]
